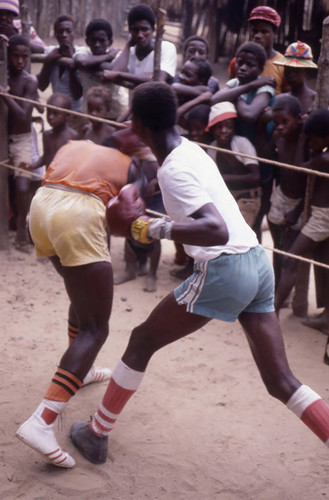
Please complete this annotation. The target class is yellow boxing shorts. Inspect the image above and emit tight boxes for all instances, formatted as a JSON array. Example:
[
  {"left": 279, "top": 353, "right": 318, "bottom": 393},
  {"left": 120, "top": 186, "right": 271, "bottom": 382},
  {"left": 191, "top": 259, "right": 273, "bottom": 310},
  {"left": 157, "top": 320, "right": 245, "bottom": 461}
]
[{"left": 29, "top": 186, "right": 111, "bottom": 267}]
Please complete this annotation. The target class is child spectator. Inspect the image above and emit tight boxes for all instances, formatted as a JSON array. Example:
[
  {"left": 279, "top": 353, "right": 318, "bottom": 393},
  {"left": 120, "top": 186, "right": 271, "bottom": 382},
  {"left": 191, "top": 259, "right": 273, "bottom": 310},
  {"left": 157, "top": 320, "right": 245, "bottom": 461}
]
[
  {"left": 228, "top": 5, "right": 287, "bottom": 95},
  {"left": 105, "top": 126, "right": 163, "bottom": 292},
  {"left": 275, "top": 109, "right": 329, "bottom": 352},
  {"left": 268, "top": 94, "right": 309, "bottom": 315},
  {"left": 27, "top": 93, "right": 79, "bottom": 171},
  {"left": 211, "top": 41, "right": 276, "bottom": 142},
  {"left": 0, "top": 0, "right": 46, "bottom": 53},
  {"left": 99, "top": 4, "right": 177, "bottom": 93},
  {"left": 82, "top": 86, "right": 115, "bottom": 144},
  {"left": 213, "top": 41, "right": 276, "bottom": 242},
  {"left": 37, "top": 15, "right": 82, "bottom": 115},
  {"left": 177, "top": 35, "right": 220, "bottom": 94},
  {"left": 0, "top": 34, "right": 38, "bottom": 251},
  {"left": 74, "top": 18, "right": 128, "bottom": 121},
  {"left": 172, "top": 57, "right": 213, "bottom": 109},
  {"left": 273, "top": 41, "right": 317, "bottom": 118},
  {"left": 206, "top": 101, "right": 261, "bottom": 229}
]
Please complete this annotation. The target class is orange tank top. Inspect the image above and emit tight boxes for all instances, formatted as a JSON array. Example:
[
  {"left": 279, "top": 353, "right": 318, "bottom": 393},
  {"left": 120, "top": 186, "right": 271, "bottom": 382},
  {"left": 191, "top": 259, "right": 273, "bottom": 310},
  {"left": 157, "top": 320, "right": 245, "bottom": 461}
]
[{"left": 43, "top": 140, "right": 132, "bottom": 205}]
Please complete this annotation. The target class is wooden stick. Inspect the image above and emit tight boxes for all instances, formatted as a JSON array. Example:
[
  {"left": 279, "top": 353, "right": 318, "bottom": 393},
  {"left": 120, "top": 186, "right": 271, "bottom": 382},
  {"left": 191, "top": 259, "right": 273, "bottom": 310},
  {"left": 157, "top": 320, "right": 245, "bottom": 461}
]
[{"left": 153, "top": 4, "right": 167, "bottom": 81}]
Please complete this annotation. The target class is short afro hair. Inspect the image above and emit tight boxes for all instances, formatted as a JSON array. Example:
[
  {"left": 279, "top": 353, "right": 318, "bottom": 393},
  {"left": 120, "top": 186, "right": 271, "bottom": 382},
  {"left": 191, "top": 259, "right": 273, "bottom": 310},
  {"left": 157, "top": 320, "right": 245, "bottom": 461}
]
[
  {"left": 189, "top": 57, "right": 212, "bottom": 84},
  {"left": 8, "top": 34, "right": 30, "bottom": 50},
  {"left": 183, "top": 35, "right": 209, "bottom": 59},
  {"left": 86, "top": 86, "right": 112, "bottom": 112},
  {"left": 272, "top": 94, "right": 301, "bottom": 117},
  {"left": 54, "top": 14, "right": 75, "bottom": 32},
  {"left": 132, "top": 82, "right": 177, "bottom": 131},
  {"left": 236, "top": 41, "right": 266, "bottom": 72},
  {"left": 128, "top": 4, "right": 156, "bottom": 29},
  {"left": 47, "top": 92, "right": 72, "bottom": 110},
  {"left": 85, "top": 18, "right": 113, "bottom": 41},
  {"left": 303, "top": 109, "right": 329, "bottom": 137},
  {"left": 186, "top": 104, "right": 210, "bottom": 127}
]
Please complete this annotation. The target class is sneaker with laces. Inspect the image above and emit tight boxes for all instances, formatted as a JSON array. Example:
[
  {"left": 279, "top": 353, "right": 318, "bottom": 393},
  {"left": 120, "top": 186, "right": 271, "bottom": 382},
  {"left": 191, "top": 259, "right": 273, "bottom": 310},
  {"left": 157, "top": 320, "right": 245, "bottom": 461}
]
[
  {"left": 83, "top": 366, "right": 111, "bottom": 386},
  {"left": 16, "top": 408, "right": 76, "bottom": 468}
]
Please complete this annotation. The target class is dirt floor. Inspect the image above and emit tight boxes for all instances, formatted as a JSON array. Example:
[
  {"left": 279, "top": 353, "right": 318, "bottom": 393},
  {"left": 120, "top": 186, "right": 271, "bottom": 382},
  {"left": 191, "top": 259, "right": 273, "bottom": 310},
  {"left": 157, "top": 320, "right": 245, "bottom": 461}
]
[
  {"left": 0, "top": 230, "right": 329, "bottom": 500},
  {"left": 0, "top": 38, "right": 327, "bottom": 500}
]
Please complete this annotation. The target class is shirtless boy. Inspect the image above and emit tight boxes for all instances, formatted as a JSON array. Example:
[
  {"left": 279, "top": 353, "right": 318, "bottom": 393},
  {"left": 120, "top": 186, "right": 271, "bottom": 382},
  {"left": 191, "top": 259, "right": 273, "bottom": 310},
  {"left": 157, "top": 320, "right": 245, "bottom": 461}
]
[
  {"left": 0, "top": 34, "right": 39, "bottom": 250},
  {"left": 28, "top": 93, "right": 79, "bottom": 171},
  {"left": 268, "top": 94, "right": 308, "bottom": 304},
  {"left": 275, "top": 109, "right": 329, "bottom": 343},
  {"left": 82, "top": 86, "right": 115, "bottom": 144}
]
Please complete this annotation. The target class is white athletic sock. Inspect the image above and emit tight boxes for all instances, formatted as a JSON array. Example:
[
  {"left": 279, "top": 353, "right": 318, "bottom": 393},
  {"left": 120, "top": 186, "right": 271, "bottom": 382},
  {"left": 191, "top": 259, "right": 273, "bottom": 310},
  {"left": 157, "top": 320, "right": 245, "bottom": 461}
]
[
  {"left": 286, "top": 384, "right": 329, "bottom": 446},
  {"left": 90, "top": 359, "right": 145, "bottom": 437}
]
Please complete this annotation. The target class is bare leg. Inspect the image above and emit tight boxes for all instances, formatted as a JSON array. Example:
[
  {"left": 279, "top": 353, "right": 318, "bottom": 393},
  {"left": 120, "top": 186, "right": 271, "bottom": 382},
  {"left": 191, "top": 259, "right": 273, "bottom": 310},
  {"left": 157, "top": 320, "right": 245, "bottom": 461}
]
[
  {"left": 275, "top": 233, "right": 316, "bottom": 311},
  {"left": 144, "top": 240, "right": 161, "bottom": 292},
  {"left": 114, "top": 239, "right": 137, "bottom": 285},
  {"left": 239, "top": 311, "right": 300, "bottom": 402},
  {"left": 15, "top": 176, "right": 31, "bottom": 249}
]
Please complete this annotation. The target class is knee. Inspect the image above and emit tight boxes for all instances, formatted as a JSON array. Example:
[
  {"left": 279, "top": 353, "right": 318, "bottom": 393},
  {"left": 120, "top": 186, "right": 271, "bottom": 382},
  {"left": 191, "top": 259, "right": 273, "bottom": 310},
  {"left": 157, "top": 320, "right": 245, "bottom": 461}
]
[
  {"left": 262, "top": 372, "right": 299, "bottom": 404},
  {"left": 127, "top": 324, "right": 159, "bottom": 357}
]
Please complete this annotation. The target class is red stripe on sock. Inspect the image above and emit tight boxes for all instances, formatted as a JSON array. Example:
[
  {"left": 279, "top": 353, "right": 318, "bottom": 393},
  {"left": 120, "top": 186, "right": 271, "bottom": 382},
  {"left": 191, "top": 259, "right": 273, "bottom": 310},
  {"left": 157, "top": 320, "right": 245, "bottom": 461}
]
[
  {"left": 301, "top": 399, "right": 329, "bottom": 443},
  {"left": 101, "top": 378, "right": 135, "bottom": 415},
  {"left": 41, "top": 407, "right": 58, "bottom": 424}
]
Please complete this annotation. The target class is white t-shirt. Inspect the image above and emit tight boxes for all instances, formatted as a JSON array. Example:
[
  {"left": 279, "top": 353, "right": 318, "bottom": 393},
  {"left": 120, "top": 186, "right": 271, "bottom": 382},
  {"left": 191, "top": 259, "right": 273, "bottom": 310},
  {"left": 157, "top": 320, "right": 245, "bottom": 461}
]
[
  {"left": 73, "top": 46, "right": 129, "bottom": 119},
  {"left": 158, "top": 137, "right": 258, "bottom": 262},
  {"left": 127, "top": 40, "right": 177, "bottom": 79},
  {"left": 45, "top": 45, "right": 83, "bottom": 111},
  {"left": 207, "top": 135, "right": 259, "bottom": 166}
]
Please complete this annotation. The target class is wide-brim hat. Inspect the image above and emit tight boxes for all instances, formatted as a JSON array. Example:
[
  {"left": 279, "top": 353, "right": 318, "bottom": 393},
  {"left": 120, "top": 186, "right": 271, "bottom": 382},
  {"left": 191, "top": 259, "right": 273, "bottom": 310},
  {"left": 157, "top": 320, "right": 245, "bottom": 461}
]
[
  {"left": 248, "top": 6, "right": 281, "bottom": 27},
  {"left": 206, "top": 102, "right": 237, "bottom": 132},
  {"left": 274, "top": 41, "right": 317, "bottom": 68},
  {"left": 0, "top": 0, "right": 20, "bottom": 16}
]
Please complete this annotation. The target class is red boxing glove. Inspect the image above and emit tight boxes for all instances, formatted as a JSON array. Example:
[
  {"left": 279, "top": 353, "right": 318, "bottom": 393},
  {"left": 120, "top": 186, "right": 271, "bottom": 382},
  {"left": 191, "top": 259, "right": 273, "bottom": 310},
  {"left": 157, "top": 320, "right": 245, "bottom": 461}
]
[{"left": 106, "top": 184, "right": 145, "bottom": 237}]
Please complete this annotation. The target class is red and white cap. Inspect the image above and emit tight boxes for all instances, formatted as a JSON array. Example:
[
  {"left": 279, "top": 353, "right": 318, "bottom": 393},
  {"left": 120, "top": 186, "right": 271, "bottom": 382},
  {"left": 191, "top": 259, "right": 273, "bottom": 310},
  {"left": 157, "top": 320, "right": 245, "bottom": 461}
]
[{"left": 206, "top": 102, "right": 237, "bottom": 132}]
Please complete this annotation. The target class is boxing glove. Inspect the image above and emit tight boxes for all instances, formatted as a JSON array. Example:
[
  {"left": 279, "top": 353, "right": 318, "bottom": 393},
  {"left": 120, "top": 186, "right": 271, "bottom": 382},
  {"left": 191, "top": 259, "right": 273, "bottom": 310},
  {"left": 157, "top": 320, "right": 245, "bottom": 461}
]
[
  {"left": 131, "top": 216, "right": 173, "bottom": 243},
  {"left": 106, "top": 184, "right": 146, "bottom": 238}
]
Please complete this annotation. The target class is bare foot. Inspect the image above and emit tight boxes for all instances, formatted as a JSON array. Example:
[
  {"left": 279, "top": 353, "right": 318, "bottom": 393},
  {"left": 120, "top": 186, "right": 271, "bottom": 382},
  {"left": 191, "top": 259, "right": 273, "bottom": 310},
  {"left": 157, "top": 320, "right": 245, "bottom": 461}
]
[
  {"left": 15, "top": 241, "right": 32, "bottom": 253},
  {"left": 114, "top": 270, "right": 136, "bottom": 285},
  {"left": 143, "top": 274, "right": 157, "bottom": 292},
  {"left": 138, "top": 262, "right": 148, "bottom": 276}
]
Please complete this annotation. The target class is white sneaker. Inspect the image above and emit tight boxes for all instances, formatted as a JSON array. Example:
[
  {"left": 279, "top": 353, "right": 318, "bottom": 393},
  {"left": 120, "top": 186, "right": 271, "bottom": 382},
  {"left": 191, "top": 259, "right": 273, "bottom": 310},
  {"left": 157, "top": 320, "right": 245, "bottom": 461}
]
[
  {"left": 16, "top": 403, "right": 76, "bottom": 469},
  {"left": 83, "top": 366, "right": 111, "bottom": 386}
]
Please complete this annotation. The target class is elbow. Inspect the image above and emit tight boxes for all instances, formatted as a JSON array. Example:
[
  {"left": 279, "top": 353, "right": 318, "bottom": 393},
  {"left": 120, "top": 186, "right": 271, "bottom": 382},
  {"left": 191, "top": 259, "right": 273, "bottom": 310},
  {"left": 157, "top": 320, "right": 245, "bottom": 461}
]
[{"left": 206, "top": 219, "right": 229, "bottom": 246}]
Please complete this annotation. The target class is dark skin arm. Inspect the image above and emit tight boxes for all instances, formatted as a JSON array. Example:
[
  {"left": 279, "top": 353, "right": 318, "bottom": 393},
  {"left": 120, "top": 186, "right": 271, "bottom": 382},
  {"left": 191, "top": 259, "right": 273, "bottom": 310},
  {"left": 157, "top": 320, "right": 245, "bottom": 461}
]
[
  {"left": 170, "top": 202, "right": 229, "bottom": 247},
  {"left": 74, "top": 49, "right": 119, "bottom": 69},
  {"left": 211, "top": 75, "right": 275, "bottom": 106}
]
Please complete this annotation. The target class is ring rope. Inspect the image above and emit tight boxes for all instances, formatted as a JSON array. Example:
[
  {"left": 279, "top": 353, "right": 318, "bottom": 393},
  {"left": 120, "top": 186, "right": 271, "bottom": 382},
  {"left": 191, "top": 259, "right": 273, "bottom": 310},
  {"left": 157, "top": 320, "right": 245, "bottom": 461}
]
[
  {"left": 1, "top": 92, "right": 328, "bottom": 270},
  {"left": 0, "top": 90, "right": 328, "bottom": 179}
]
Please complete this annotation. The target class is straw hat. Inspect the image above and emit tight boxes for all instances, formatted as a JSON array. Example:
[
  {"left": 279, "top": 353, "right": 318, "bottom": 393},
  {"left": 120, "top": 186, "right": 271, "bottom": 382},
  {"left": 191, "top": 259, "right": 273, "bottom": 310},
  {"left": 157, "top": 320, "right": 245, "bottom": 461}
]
[{"left": 274, "top": 41, "right": 317, "bottom": 68}]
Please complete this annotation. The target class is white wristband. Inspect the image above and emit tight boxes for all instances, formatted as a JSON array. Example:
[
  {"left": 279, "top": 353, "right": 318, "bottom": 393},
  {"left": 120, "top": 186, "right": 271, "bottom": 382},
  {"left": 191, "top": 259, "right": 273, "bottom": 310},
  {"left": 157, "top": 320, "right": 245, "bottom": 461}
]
[{"left": 148, "top": 218, "right": 173, "bottom": 240}]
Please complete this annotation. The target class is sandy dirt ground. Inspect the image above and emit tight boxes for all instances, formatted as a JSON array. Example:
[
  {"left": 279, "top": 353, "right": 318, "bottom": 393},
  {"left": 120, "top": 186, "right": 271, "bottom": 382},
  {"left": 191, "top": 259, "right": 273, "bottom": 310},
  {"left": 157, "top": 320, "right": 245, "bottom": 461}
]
[{"left": 0, "top": 230, "right": 329, "bottom": 500}]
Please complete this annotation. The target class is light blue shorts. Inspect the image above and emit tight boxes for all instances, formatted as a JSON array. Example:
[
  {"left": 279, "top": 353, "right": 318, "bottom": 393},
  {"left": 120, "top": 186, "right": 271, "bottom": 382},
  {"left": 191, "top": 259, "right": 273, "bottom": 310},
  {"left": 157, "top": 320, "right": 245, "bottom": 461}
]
[{"left": 174, "top": 245, "right": 274, "bottom": 322}]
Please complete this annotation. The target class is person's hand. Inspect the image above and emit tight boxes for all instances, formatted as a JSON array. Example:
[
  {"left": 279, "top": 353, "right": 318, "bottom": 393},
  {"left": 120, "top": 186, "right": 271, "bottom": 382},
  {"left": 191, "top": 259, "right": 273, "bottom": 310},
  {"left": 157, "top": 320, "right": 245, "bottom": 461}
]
[
  {"left": 106, "top": 184, "right": 146, "bottom": 238},
  {"left": 101, "top": 70, "right": 119, "bottom": 82},
  {"left": 59, "top": 43, "right": 74, "bottom": 58},
  {"left": 249, "top": 75, "right": 277, "bottom": 90},
  {"left": 106, "top": 48, "right": 120, "bottom": 61},
  {"left": 284, "top": 207, "right": 300, "bottom": 227}
]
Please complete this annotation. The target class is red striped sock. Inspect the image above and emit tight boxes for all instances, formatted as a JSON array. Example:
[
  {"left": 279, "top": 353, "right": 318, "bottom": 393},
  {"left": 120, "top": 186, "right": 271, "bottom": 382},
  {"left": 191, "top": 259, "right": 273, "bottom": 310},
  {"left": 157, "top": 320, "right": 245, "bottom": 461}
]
[
  {"left": 68, "top": 322, "right": 79, "bottom": 346},
  {"left": 90, "top": 359, "right": 144, "bottom": 437},
  {"left": 44, "top": 367, "right": 83, "bottom": 402},
  {"left": 287, "top": 384, "right": 329, "bottom": 446}
]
